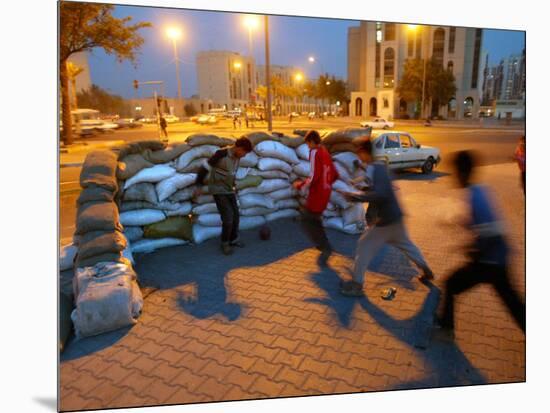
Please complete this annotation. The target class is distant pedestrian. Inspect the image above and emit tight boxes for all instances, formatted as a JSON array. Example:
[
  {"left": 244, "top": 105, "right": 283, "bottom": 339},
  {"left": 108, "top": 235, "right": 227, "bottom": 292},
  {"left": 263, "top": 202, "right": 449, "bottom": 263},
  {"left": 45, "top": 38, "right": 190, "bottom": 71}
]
[
  {"left": 232, "top": 114, "right": 239, "bottom": 130},
  {"left": 513, "top": 136, "right": 526, "bottom": 194},
  {"left": 244, "top": 111, "right": 249, "bottom": 128},
  {"left": 159, "top": 116, "right": 168, "bottom": 139},
  {"left": 293, "top": 130, "right": 339, "bottom": 266},
  {"left": 288, "top": 113, "right": 293, "bottom": 124},
  {"left": 435, "top": 150, "right": 525, "bottom": 340},
  {"left": 339, "top": 140, "right": 434, "bottom": 297},
  {"left": 194, "top": 138, "right": 254, "bottom": 255}
]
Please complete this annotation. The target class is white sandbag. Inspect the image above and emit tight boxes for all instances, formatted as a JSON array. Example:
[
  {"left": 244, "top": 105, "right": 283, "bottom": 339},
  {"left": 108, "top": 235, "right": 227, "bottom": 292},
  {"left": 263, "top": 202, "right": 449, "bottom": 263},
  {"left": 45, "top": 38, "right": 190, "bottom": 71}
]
[
  {"left": 123, "top": 226, "right": 144, "bottom": 242},
  {"left": 196, "top": 194, "right": 215, "bottom": 204},
  {"left": 240, "top": 151, "right": 259, "bottom": 167},
  {"left": 123, "top": 164, "right": 176, "bottom": 190},
  {"left": 333, "top": 179, "right": 358, "bottom": 194},
  {"left": 293, "top": 160, "right": 310, "bottom": 177},
  {"left": 239, "top": 194, "right": 275, "bottom": 209},
  {"left": 266, "top": 209, "right": 300, "bottom": 222},
  {"left": 323, "top": 217, "right": 364, "bottom": 234},
  {"left": 248, "top": 169, "right": 289, "bottom": 180},
  {"left": 131, "top": 237, "right": 188, "bottom": 254},
  {"left": 274, "top": 198, "right": 300, "bottom": 210},
  {"left": 169, "top": 187, "right": 195, "bottom": 202},
  {"left": 156, "top": 173, "right": 197, "bottom": 202},
  {"left": 268, "top": 187, "right": 296, "bottom": 201},
  {"left": 332, "top": 152, "right": 359, "bottom": 174},
  {"left": 334, "top": 161, "right": 352, "bottom": 182},
  {"left": 122, "top": 243, "right": 135, "bottom": 265},
  {"left": 236, "top": 167, "right": 251, "bottom": 180},
  {"left": 240, "top": 206, "right": 277, "bottom": 216},
  {"left": 120, "top": 209, "right": 166, "bottom": 226},
  {"left": 343, "top": 203, "right": 366, "bottom": 226},
  {"left": 164, "top": 202, "right": 192, "bottom": 217},
  {"left": 289, "top": 172, "right": 299, "bottom": 182},
  {"left": 330, "top": 191, "right": 351, "bottom": 209},
  {"left": 239, "top": 215, "right": 266, "bottom": 230},
  {"left": 192, "top": 203, "right": 219, "bottom": 215},
  {"left": 193, "top": 224, "right": 222, "bottom": 244},
  {"left": 239, "top": 179, "right": 289, "bottom": 195},
  {"left": 254, "top": 140, "right": 300, "bottom": 164},
  {"left": 196, "top": 213, "right": 222, "bottom": 227},
  {"left": 323, "top": 209, "right": 341, "bottom": 218},
  {"left": 71, "top": 263, "right": 142, "bottom": 338},
  {"left": 326, "top": 202, "right": 337, "bottom": 211},
  {"left": 180, "top": 158, "right": 208, "bottom": 173},
  {"left": 296, "top": 143, "right": 310, "bottom": 161},
  {"left": 176, "top": 145, "right": 219, "bottom": 170},
  {"left": 257, "top": 157, "right": 292, "bottom": 174},
  {"left": 60, "top": 243, "right": 78, "bottom": 271}
]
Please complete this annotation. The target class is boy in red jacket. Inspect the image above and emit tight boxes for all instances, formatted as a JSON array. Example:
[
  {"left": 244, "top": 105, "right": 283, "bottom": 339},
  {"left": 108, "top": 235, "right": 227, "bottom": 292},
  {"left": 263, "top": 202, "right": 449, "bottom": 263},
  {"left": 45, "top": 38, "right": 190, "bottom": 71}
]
[{"left": 293, "top": 130, "right": 339, "bottom": 266}]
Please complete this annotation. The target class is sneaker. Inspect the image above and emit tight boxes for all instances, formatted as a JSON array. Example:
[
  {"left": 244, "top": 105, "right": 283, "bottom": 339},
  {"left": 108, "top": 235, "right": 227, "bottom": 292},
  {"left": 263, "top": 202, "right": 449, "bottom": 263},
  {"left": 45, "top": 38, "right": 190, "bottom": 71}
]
[
  {"left": 221, "top": 243, "right": 233, "bottom": 255},
  {"left": 230, "top": 240, "right": 245, "bottom": 248},
  {"left": 340, "top": 280, "right": 364, "bottom": 297}
]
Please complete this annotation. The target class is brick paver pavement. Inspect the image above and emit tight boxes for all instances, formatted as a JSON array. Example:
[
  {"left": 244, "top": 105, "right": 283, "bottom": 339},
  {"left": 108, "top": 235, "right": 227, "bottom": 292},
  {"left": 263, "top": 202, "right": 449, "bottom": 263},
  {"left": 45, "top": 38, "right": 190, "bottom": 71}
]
[{"left": 60, "top": 163, "right": 525, "bottom": 411}]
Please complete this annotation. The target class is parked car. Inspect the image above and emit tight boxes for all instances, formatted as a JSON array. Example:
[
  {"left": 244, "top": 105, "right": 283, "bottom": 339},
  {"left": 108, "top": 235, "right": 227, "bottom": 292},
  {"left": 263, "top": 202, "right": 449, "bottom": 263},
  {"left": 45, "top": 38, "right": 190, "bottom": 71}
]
[
  {"left": 370, "top": 130, "right": 441, "bottom": 174},
  {"left": 115, "top": 118, "right": 143, "bottom": 129},
  {"left": 162, "top": 114, "right": 180, "bottom": 123},
  {"left": 197, "top": 114, "right": 218, "bottom": 125},
  {"left": 360, "top": 117, "right": 395, "bottom": 129}
]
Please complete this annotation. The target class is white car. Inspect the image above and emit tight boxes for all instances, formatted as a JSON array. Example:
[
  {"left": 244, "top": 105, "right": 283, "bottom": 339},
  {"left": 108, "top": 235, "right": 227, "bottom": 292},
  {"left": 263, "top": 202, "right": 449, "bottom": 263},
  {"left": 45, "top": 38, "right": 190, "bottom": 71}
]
[
  {"left": 360, "top": 117, "right": 395, "bottom": 129},
  {"left": 197, "top": 114, "right": 218, "bottom": 125},
  {"left": 371, "top": 131, "right": 441, "bottom": 174},
  {"left": 162, "top": 114, "right": 180, "bottom": 123}
]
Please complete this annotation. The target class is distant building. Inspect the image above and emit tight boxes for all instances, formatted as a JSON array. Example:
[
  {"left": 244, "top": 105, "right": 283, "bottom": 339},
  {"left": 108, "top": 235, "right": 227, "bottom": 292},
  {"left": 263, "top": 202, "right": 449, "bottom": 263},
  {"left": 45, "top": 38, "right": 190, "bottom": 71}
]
[
  {"left": 196, "top": 50, "right": 257, "bottom": 110},
  {"left": 347, "top": 22, "right": 484, "bottom": 119}
]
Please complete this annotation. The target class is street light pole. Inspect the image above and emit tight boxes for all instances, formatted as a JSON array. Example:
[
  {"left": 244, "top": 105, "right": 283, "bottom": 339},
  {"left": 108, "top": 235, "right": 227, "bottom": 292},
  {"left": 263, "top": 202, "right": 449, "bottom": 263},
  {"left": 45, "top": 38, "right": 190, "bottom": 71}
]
[
  {"left": 172, "top": 38, "right": 182, "bottom": 100},
  {"left": 265, "top": 15, "right": 272, "bottom": 132}
]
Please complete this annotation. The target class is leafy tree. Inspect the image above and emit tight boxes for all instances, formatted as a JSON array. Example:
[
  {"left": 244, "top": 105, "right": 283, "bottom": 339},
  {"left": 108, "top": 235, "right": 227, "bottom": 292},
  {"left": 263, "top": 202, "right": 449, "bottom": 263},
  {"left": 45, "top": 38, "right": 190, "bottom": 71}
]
[
  {"left": 77, "top": 84, "right": 132, "bottom": 117},
  {"left": 60, "top": 2, "right": 150, "bottom": 144}
]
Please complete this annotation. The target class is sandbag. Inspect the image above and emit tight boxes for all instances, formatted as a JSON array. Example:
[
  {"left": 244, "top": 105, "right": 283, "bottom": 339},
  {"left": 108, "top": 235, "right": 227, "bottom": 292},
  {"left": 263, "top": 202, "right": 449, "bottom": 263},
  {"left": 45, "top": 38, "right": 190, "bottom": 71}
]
[
  {"left": 123, "top": 226, "right": 143, "bottom": 242},
  {"left": 240, "top": 206, "right": 276, "bottom": 216},
  {"left": 254, "top": 140, "right": 300, "bottom": 165},
  {"left": 236, "top": 175, "right": 262, "bottom": 190},
  {"left": 324, "top": 128, "right": 370, "bottom": 145},
  {"left": 279, "top": 135, "right": 305, "bottom": 148},
  {"left": 122, "top": 243, "right": 135, "bottom": 266},
  {"left": 239, "top": 215, "right": 266, "bottom": 230},
  {"left": 323, "top": 209, "right": 341, "bottom": 218},
  {"left": 266, "top": 209, "right": 299, "bottom": 222},
  {"left": 80, "top": 150, "right": 118, "bottom": 192},
  {"left": 78, "top": 230, "right": 127, "bottom": 260},
  {"left": 180, "top": 157, "right": 208, "bottom": 173},
  {"left": 239, "top": 179, "right": 289, "bottom": 195},
  {"left": 164, "top": 202, "right": 192, "bottom": 217},
  {"left": 268, "top": 187, "right": 296, "bottom": 201},
  {"left": 236, "top": 167, "right": 251, "bottom": 180},
  {"left": 143, "top": 216, "right": 193, "bottom": 240},
  {"left": 120, "top": 209, "right": 166, "bottom": 226},
  {"left": 114, "top": 140, "right": 166, "bottom": 159},
  {"left": 343, "top": 203, "right": 366, "bottom": 226},
  {"left": 132, "top": 237, "right": 188, "bottom": 254},
  {"left": 120, "top": 201, "right": 156, "bottom": 212},
  {"left": 333, "top": 179, "right": 358, "bottom": 194},
  {"left": 193, "top": 224, "right": 222, "bottom": 244},
  {"left": 76, "top": 201, "right": 122, "bottom": 235},
  {"left": 249, "top": 169, "right": 289, "bottom": 180},
  {"left": 293, "top": 160, "right": 311, "bottom": 177},
  {"left": 274, "top": 198, "right": 300, "bottom": 210},
  {"left": 75, "top": 251, "right": 124, "bottom": 268},
  {"left": 257, "top": 157, "right": 292, "bottom": 174},
  {"left": 116, "top": 154, "right": 154, "bottom": 180},
  {"left": 239, "top": 151, "right": 259, "bottom": 167},
  {"left": 289, "top": 172, "right": 299, "bottom": 182},
  {"left": 327, "top": 143, "right": 358, "bottom": 154},
  {"left": 334, "top": 162, "right": 352, "bottom": 182},
  {"left": 77, "top": 185, "right": 115, "bottom": 205},
  {"left": 242, "top": 131, "right": 280, "bottom": 146},
  {"left": 142, "top": 143, "right": 191, "bottom": 164},
  {"left": 186, "top": 134, "right": 233, "bottom": 147},
  {"left": 296, "top": 143, "right": 310, "bottom": 161},
  {"left": 239, "top": 194, "right": 275, "bottom": 209},
  {"left": 156, "top": 173, "right": 197, "bottom": 202},
  {"left": 123, "top": 164, "right": 176, "bottom": 190},
  {"left": 196, "top": 213, "right": 222, "bottom": 227},
  {"left": 168, "top": 187, "right": 194, "bottom": 203},
  {"left": 196, "top": 194, "right": 215, "bottom": 204},
  {"left": 175, "top": 145, "right": 218, "bottom": 171},
  {"left": 72, "top": 263, "right": 142, "bottom": 337},
  {"left": 330, "top": 190, "right": 351, "bottom": 209},
  {"left": 323, "top": 217, "right": 364, "bottom": 234},
  {"left": 192, "top": 203, "right": 219, "bottom": 215},
  {"left": 60, "top": 243, "right": 78, "bottom": 271},
  {"left": 332, "top": 152, "right": 359, "bottom": 174},
  {"left": 123, "top": 182, "right": 158, "bottom": 204}
]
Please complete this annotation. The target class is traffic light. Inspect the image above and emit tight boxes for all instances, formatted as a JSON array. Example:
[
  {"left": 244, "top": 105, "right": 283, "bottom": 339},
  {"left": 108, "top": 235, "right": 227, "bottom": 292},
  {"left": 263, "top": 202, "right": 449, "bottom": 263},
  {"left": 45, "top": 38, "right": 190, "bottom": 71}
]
[{"left": 133, "top": 80, "right": 139, "bottom": 90}]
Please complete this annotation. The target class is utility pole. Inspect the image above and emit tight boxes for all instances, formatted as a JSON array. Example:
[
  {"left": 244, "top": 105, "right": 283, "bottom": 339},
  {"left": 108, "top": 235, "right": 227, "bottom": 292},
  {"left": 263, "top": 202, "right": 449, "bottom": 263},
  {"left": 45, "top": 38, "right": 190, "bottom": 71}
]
[{"left": 265, "top": 15, "right": 272, "bottom": 132}]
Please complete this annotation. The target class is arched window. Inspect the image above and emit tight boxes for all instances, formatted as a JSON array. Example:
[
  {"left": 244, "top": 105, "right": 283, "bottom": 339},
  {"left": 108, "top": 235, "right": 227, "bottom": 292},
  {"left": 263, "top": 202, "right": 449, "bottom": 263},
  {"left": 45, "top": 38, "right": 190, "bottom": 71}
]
[
  {"left": 383, "top": 48, "right": 395, "bottom": 88},
  {"left": 355, "top": 98, "right": 363, "bottom": 116},
  {"left": 448, "top": 98, "right": 456, "bottom": 118},
  {"left": 447, "top": 60, "right": 454, "bottom": 74},
  {"left": 369, "top": 97, "right": 377, "bottom": 116},
  {"left": 432, "top": 28, "right": 445, "bottom": 67},
  {"left": 464, "top": 97, "right": 474, "bottom": 118}
]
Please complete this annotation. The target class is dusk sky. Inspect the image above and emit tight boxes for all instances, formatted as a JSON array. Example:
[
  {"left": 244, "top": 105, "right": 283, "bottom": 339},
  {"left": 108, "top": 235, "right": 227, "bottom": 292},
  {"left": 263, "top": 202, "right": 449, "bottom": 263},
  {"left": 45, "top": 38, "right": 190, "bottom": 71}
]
[{"left": 86, "top": 5, "right": 525, "bottom": 99}]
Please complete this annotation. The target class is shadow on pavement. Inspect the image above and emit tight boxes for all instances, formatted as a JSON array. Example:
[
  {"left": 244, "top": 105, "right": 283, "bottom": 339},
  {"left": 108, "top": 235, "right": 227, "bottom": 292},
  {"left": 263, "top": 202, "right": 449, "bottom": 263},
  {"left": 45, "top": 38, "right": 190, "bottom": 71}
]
[
  {"left": 61, "top": 326, "right": 132, "bottom": 362},
  {"left": 392, "top": 170, "right": 450, "bottom": 182}
]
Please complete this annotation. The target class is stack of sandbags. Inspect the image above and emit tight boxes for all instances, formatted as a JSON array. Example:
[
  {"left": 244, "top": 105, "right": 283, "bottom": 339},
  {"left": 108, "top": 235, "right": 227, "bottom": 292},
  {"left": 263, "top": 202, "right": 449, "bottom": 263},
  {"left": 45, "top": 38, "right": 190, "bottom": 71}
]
[{"left": 322, "top": 127, "right": 371, "bottom": 154}]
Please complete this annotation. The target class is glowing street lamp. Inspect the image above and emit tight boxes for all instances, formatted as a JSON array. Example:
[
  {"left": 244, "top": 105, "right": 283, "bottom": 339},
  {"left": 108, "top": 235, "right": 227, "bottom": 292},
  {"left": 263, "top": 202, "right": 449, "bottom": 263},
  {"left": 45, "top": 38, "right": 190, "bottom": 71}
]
[
  {"left": 326, "top": 81, "right": 331, "bottom": 86},
  {"left": 294, "top": 72, "right": 304, "bottom": 82},
  {"left": 233, "top": 61, "right": 242, "bottom": 70},
  {"left": 166, "top": 26, "right": 183, "bottom": 100},
  {"left": 308, "top": 56, "right": 315, "bottom": 63},
  {"left": 243, "top": 15, "right": 260, "bottom": 57}
]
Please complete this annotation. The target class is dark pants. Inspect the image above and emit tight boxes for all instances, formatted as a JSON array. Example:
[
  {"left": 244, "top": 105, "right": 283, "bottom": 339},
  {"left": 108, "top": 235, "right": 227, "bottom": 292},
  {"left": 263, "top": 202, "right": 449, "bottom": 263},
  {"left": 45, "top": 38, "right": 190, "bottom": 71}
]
[
  {"left": 161, "top": 127, "right": 168, "bottom": 138},
  {"left": 440, "top": 261, "right": 525, "bottom": 332},
  {"left": 300, "top": 208, "right": 331, "bottom": 252},
  {"left": 213, "top": 194, "right": 240, "bottom": 244}
]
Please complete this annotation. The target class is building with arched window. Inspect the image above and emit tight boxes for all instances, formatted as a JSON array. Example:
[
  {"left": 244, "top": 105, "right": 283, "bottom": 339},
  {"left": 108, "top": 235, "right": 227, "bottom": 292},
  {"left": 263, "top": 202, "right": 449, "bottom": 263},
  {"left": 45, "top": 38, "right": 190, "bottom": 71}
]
[{"left": 348, "top": 22, "right": 484, "bottom": 120}]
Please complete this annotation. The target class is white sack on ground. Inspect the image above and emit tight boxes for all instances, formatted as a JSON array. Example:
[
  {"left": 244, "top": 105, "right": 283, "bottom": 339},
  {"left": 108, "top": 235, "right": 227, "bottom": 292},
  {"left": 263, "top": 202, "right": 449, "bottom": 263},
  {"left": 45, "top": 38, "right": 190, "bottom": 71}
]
[
  {"left": 236, "top": 167, "right": 251, "bottom": 180},
  {"left": 254, "top": 140, "right": 300, "bottom": 164},
  {"left": 293, "top": 160, "right": 311, "bottom": 177},
  {"left": 123, "top": 182, "right": 158, "bottom": 204},
  {"left": 192, "top": 203, "right": 219, "bottom": 215},
  {"left": 197, "top": 213, "right": 222, "bottom": 227},
  {"left": 239, "top": 194, "right": 275, "bottom": 209},
  {"left": 193, "top": 224, "right": 222, "bottom": 244},
  {"left": 176, "top": 145, "right": 218, "bottom": 170},
  {"left": 123, "top": 226, "right": 144, "bottom": 243},
  {"left": 248, "top": 169, "right": 289, "bottom": 180},
  {"left": 156, "top": 173, "right": 197, "bottom": 202},
  {"left": 123, "top": 164, "right": 176, "bottom": 190},
  {"left": 266, "top": 209, "right": 300, "bottom": 222},
  {"left": 268, "top": 187, "right": 296, "bottom": 201},
  {"left": 240, "top": 151, "right": 259, "bottom": 167},
  {"left": 323, "top": 217, "right": 364, "bottom": 235},
  {"left": 239, "top": 179, "right": 289, "bottom": 195},
  {"left": 60, "top": 243, "right": 78, "bottom": 271},
  {"left": 289, "top": 172, "right": 299, "bottom": 182},
  {"left": 169, "top": 187, "right": 194, "bottom": 203},
  {"left": 343, "top": 203, "right": 366, "bottom": 226},
  {"left": 196, "top": 194, "right": 215, "bottom": 204},
  {"left": 296, "top": 143, "right": 310, "bottom": 161},
  {"left": 330, "top": 191, "right": 351, "bottom": 209},
  {"left": 323, "top": 209, "right": 341, "bottom": 218},
  {"left": 274, "top": 198, "right": 300, "bottom": 210},
  {"left": 333, "top": 179, "right": 358, "bottom": 194},
  {"left": 239, "top": 215, "right": 266, "bottom": 230},
  {"left": 334, "top": 162, "right": 352, "bottom": 182},
  {"left": 164, "top": 202, "right": 192, "bottom": 217},
  {"left": 332, "top": 152, "right": 359, "bottom": 174},
  {"left": 131, "top": 237, "right": 188, "bottom": 254},
  {"left": 257, "top": 158, "right": 292, "bottom": 174},
  {"left": 240, "top": 206, "right": 277, "bottom": 216},
  {"left": 120, "top": 209, "right": 166, "bottom": 226},
  {"left": 179, "top": 158, "right": 208, "bottom": 173}
]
